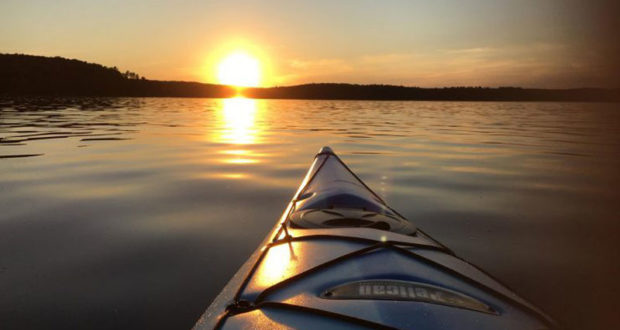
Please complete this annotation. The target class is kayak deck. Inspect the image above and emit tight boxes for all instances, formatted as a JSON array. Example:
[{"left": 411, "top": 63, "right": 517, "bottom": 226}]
[{"left": 194, "top": 147, "right": 555, "bottom": 329}]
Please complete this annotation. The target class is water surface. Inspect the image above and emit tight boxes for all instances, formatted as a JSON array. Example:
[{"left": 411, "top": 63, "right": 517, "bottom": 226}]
[{"left": 1, "top": 98, "right": 619, "bottom": 329}]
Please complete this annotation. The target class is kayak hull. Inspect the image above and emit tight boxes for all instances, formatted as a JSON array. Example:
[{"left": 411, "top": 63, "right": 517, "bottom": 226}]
[{"left": 194, "top": 147, "right": 555, "bottom": 329}]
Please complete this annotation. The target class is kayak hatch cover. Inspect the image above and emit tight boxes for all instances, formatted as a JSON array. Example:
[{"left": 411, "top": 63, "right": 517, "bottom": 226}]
[{"left": 193, "top": 146, "right": 557, "bottom": 330}]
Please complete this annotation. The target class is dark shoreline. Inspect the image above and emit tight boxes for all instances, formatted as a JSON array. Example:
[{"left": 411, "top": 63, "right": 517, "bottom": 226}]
[
  {"left": 4, "top": 95, "right": 620, "bottom": 105},
  {"left": 2, "top": 54, "right": 619, "bottom": 102}
]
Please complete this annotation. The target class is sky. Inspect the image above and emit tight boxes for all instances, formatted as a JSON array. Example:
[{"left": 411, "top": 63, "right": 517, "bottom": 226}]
[{"left": 1, "top": 0, "right": 618, "bottom": 88}]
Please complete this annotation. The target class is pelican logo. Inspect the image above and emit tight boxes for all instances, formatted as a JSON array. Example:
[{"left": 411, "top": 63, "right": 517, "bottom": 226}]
[{"left": 321, "top": 280, "right": 496, "bottom": 314}]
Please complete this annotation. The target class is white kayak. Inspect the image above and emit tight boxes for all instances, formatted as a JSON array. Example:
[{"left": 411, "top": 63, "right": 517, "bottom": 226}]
[{"left": 193, "top": 146, "right": 556, "bottom": 329}]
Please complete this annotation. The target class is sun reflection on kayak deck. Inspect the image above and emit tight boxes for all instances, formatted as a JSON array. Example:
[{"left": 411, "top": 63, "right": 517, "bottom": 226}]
[{"left": 256, "top": 242, "right": 297, "bottom": 288}]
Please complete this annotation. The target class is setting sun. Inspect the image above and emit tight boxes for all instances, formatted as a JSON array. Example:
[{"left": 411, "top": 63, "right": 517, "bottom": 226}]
[{"left": 217, "top": 52, "right": 261, "bottom": 87}]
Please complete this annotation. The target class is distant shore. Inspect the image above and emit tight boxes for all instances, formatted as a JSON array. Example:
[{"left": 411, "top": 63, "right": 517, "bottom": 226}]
[{"left": 2, "top": 54, "right": 619, "bottom": 102}]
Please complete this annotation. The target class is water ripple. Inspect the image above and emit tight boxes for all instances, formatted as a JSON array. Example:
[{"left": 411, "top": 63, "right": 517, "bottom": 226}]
[{"left": 0, "top": 97, "right": 619, "bottom": 330}]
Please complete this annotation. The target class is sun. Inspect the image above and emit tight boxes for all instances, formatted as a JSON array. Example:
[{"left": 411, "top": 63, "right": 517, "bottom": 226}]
[{"left": 217, "top": 52, "right": 261, "bottom": 87}]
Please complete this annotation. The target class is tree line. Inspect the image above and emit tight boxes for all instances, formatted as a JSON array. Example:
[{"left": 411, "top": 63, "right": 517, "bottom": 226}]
[{"left": 1, "top": 54, "right": 618, "bottom": 102}]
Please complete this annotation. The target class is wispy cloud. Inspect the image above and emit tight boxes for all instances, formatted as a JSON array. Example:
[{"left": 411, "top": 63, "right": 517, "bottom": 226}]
[{"left": 275, "top": 42, "right": 610, "bottom": 88}]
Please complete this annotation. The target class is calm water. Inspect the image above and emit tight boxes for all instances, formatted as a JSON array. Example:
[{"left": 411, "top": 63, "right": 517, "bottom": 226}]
[{"left": 1, "top": 98, "right": 619, "bottom": 329}]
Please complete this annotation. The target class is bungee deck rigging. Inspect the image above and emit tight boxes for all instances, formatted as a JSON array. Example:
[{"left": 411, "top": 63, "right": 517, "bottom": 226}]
[{"left": 194, "top": 146, "right": 556, "bottom": 329}]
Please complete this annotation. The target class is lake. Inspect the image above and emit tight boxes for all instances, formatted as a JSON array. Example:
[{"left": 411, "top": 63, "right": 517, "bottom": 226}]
[{"left": 1, "top": 97, "right": 619, "bottom": 329}]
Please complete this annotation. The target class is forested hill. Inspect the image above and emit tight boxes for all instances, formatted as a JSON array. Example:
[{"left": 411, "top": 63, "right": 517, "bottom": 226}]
[
  {"left": 244, "top": 84, "right": 620, "bottom": 102},
  {"left": 1, "top": 54, "right": 618, "bottom": 101},
  {"left": 0, "top": 54, "right": 235, "bottom": 97}
]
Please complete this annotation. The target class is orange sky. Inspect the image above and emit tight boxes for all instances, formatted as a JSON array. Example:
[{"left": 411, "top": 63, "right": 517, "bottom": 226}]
[{"left": 1, "top": 0, "right": 618, "bottom": 88}]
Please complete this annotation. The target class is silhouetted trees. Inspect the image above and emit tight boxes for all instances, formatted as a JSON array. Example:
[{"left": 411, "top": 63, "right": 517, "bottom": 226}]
[
  {"left": 0, "top": 54, "right": 234, "bottom": 97},
  {"left": 1, "top": 54, "right": 618, "bottom": 101},
  {"left": 242, "top": 84, "right": 620, "bottom": 102},
  {"left": 122, "top": 70, "right": 142, "bottom": 80}
]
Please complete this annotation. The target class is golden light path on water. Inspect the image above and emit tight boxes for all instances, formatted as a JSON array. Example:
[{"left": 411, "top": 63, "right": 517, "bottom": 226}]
[
  {"left": 213, "top": 97, "right": 302, "bottom": 286},
  {"left": 212, "top": 97, "right": 263, "bottom": 179},
  {"left": 219, "top": 97, "right": 259, "bottom": 145},
  {"left": 1, "top": 98, "right": 619, "bottom": 329}
]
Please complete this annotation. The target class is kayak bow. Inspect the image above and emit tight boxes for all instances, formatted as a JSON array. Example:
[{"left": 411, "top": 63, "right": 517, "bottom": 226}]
[{"left": 194, "top": 146, "right": 556, "bottom": 329}]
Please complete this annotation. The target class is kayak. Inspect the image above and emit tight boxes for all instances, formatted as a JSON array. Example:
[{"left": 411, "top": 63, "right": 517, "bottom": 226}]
[{"left": 193, "top": 146, "right": 556, "bottom": 329}]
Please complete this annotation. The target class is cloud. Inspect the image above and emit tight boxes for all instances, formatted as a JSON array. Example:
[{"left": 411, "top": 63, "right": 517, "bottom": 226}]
[
  {"left": 274, "top": 42, "right": 614, "bottom": 88},
  {"left": 288, "top": 58, "right": 353, "bottom": 72}
]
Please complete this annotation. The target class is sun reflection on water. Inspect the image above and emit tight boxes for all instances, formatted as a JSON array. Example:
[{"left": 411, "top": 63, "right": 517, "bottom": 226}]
[
  {"left": 213, "top": 97, "right": 264, "bottom": 177},
  {"left": 218, "top": 97, "right": 259, "bottom": 145}
]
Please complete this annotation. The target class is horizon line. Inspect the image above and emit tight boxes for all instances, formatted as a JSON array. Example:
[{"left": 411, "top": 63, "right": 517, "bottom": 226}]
[{"left": 3, "top": 53, "right": 618, "bottom": 91}]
